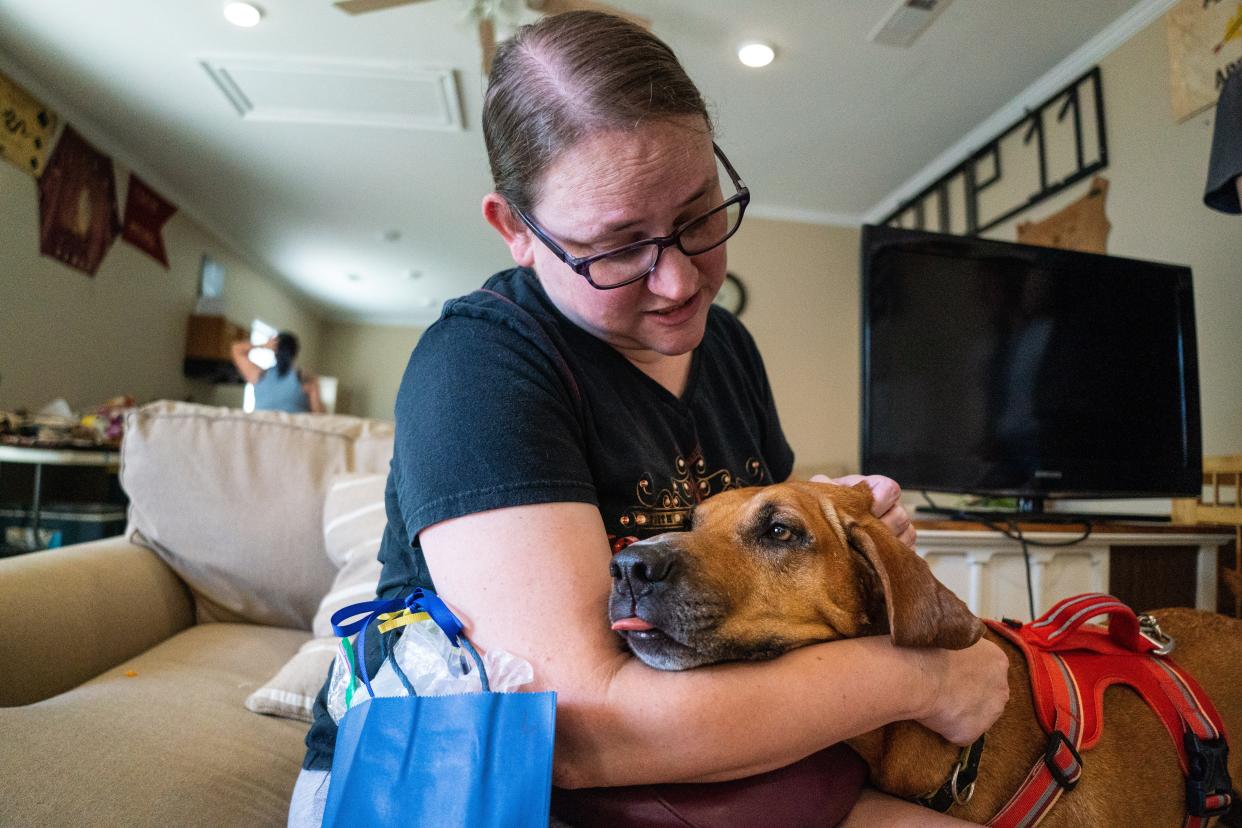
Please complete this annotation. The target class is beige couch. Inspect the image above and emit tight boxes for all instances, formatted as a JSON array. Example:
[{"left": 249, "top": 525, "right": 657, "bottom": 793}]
[{"left": 0, "top": 402, "right": 395, "bottom": 827}]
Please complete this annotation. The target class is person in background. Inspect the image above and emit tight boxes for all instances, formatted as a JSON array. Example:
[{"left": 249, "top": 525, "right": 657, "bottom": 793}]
[{"left": 230, "top": 332, "right": 324, "bottom": 414}]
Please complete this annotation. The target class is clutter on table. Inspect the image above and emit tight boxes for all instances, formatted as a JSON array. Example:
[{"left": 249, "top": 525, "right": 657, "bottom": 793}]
[{"left": 0, "top": 396, "right": 134, "bottom": 449}]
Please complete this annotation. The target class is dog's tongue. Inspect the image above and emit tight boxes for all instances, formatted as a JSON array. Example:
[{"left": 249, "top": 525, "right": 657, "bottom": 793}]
[{"left": 611, "top": 617, "right": 655, "bottom": 631}]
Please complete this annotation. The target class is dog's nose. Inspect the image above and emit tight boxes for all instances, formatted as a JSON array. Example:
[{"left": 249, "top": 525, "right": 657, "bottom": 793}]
[{"left": 610, "top": 542, "right": 677, "bottom": 586}]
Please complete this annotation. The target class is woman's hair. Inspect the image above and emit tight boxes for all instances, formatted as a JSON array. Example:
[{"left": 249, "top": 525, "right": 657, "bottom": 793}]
[
  {"left": 482, "top": 10, "right": 713, "bottom": 214},
  {"left": 274, "top": 331, "right": 299, "bottom": 377}
]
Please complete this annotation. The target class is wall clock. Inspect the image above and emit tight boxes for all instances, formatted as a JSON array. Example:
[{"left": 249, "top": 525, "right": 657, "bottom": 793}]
[{"left": 713, "top": 271, "right": 748, "bottom": 317}]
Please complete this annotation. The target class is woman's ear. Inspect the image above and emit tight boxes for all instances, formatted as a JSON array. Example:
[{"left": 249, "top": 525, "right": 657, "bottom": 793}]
[{"left": 482, "top": 193, "right": 535, "bottom": 267}]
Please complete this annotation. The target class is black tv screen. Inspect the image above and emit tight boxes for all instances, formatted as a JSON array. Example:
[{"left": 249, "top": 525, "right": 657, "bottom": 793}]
[{"left": 860, "top": 225, "right": 1201, "bottom": 503}]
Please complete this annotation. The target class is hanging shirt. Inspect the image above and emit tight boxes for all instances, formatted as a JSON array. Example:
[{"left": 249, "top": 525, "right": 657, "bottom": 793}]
[{"left": 1205, "top": 69, "right": 1242, "bottom": 214}]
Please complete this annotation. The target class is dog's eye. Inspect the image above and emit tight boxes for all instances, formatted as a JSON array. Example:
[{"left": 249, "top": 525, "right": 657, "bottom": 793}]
[{"left": 768, "top": 523, "right": 793, "bottom": 541}]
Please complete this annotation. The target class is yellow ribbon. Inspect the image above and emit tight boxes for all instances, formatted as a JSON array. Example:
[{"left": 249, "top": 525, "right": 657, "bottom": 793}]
[
  {"left": 1224, "top": 7, "right": 1242, "bottom": 46},
  {"left": 376, "top": 609, "right": 431, "bottom": 634}
]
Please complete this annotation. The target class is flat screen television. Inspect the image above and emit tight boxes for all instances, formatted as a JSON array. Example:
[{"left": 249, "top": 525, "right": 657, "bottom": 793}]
[{"left": 860, "top": 224, "right": 1201, "bottom": 513}]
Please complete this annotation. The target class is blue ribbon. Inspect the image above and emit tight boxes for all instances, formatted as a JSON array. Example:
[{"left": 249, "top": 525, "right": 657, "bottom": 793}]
[{"left": 329, "top": 588, "right": 489, "bottom": 698}]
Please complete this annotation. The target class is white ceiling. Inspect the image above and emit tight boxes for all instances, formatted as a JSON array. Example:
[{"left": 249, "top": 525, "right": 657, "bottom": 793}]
[{"left": 0, "top": 0, "right": 1155, "bottom": 325}]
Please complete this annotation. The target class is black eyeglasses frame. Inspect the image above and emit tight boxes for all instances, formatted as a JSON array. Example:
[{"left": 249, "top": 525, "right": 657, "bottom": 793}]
[{"left": 510, "top": 143, "right": 750, "bottom": 290}]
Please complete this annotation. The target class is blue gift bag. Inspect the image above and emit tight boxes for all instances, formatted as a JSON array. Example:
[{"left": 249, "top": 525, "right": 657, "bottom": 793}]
[{"left": 322, "top": 590, "right": 557, "bottom": 828}]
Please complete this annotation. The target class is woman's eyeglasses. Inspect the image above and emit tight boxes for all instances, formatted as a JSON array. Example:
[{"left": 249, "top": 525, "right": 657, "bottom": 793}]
[{"left": 511, "top": 143, "right": 750, "bottom": 290}]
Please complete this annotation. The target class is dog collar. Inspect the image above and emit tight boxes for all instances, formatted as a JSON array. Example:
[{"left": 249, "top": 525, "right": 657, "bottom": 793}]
[{"left": 916, "top": 734, "right": 986, "bottom": 813}]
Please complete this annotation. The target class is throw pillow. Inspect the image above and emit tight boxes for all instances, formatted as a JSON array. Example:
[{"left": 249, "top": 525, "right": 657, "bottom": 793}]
[
  {"left": 121, "top": 401, "right": 393, "bottom": 629},
  {"left": 245, "top": 473, "right": 387, "bottom": 721}
]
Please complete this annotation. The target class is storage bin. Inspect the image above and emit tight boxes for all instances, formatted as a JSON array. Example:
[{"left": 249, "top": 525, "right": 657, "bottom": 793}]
[{"left": 0, "top": 502, "right": 127, "bottom": 554}]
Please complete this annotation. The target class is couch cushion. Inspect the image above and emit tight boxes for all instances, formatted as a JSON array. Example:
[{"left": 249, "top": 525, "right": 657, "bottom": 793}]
[
  {"left": 246, "top": 473, "right": 387, "bottom": 722},
  {"left": 0, "top": 623, "right": 311, "bottom": 827},
  {"left": 321, "top": 472, "right": 388, "bottom": 570},
  {"left": 245, "top": 636, "right": 340, "bottom": 723},
  {"left": 120, "top": 401, "right": 394, "bottom": 629}
]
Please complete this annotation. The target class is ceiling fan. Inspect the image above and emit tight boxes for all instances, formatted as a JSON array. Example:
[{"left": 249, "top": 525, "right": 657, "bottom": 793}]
[{"left": 333, "top": 0, "right": 651, "bottom": 73}]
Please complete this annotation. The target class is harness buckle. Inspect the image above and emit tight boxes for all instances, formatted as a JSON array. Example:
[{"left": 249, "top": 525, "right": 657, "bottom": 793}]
[
  {"left": 1043, "top": 730, "right": 1082, "bottom": 792},
  {"left": 1184, "top": 730, "right": 1233, "bottom": 818},
  {"left": 1137, "top": 613, "right": 1177, "bottom": 655}
]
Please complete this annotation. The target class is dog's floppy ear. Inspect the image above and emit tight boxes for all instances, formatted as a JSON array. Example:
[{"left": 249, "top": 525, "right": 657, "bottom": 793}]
[{"left": 845, "top": 514, "right": 983, "bottom": 650}]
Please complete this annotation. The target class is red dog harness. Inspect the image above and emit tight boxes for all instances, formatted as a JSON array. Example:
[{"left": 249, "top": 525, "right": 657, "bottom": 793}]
[{"left": 980, "top": 594, "right": 1232, "bottom": 828}]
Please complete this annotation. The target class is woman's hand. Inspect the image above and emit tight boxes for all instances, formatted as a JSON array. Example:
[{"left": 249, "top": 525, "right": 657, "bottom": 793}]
[
  {"left": 912, "top": 637, "right": 1010, "bottom": 746},
  {"left": 812, "top": 473, "right": 915, "bottom": 549}
]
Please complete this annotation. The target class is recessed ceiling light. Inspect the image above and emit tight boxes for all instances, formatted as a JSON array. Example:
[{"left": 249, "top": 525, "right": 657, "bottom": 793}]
[
  {"left": 737, "top": 42, "right": 775, "bottom": 68},
  {"left": 223, "top": 2, "right": 263, "bottom": 28}
]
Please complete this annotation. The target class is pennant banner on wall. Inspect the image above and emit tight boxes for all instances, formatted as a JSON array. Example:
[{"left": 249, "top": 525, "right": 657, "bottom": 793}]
[
  {"left": 121, "top": 173, "right": 177, "bottom": 268},
  {"left": 37, "top": 125, "right": 121, "bottom": 277},
  {"left": 0, "top": 70, "right": 59, "bottom": 177},
  {"left": 1166, "top": 0, "right": 1242, "bottom": 122}
]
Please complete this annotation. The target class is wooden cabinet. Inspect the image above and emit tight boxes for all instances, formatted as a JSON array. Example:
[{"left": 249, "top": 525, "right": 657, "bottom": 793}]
[{"left": 184, "top": 314, "right": 247, "bottom": 383}]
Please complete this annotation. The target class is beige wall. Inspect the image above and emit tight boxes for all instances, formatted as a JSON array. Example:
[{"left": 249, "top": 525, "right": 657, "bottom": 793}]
[
  {"left": 0, "top": 157, "right": 324, "bottom": 414},
  {"left": 727, "top": 218, "right": 861, "bottom": 478},
  {"left": 316, "top": 215, "right": 863, "bottom": 444},
  {"left": 319, "top": 320, "right": 423, "bottom": 421},
  {"left": 981, "top": 19, "right": 1242, "bottom": 456}
]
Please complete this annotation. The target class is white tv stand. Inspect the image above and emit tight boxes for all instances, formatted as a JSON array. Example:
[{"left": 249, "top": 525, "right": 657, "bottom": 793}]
[{"left": 914, "top": 519, "right": 1231, "bottom": 620}]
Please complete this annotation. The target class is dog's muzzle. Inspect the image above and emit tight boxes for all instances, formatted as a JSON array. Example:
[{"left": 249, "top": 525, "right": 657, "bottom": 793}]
[
  {"left": 607, "top": 534, "right": 731, "bottom": 671},
  {"left": 610, "top": 536, "right": 681, "bottom": 595}
]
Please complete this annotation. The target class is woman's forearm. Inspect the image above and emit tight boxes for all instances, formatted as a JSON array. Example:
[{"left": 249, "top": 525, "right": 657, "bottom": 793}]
[
  {"left": 229, "top": 340, "right": 261, "bottom": 383},
  {"left": 417, "top": 502, "right": 991, "bottom": 791},
  {"left": 553, "top": 635, "right": 931, "bottom": 788}
]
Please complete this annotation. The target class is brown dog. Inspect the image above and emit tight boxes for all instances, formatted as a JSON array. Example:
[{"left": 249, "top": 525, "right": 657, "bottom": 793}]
[{"left": 607, "top": 480, "right": 1242, "bottom": 826}]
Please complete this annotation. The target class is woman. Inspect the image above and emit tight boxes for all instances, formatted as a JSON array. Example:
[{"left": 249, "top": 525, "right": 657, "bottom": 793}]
[
  {"left": 230, "top": 332, "right": 324, "bottom": 414},
  {"left": 295, "top": 12, "right": 1007, "bottom": 826}
]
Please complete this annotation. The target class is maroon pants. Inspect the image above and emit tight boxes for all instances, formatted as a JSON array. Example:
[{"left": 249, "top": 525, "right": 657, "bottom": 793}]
[{"left": 550, "top": 743, "right": 867, "bottom": 828}]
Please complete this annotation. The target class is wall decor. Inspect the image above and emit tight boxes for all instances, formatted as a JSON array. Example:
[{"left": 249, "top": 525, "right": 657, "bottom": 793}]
[
  {"left": 0, "top": 70, "right": 58, "bottom": 178},
  {"left": 1016, "top": 176, "right": 1111, "bottom": 254},
  {"left": 121, "top": 173, "right": 177, "bottom": 268},
  {"left": 37, "top": 125, "right": 120, "bottom": 276},
  {"left": 1166, "top": 0, "right": 1242, "bottom": 122},
  {"left": 881, "top": 68, "right": 1107, "bottom": 237},
  {"left": 199, "top": 254, "right": 225, "bottom": 299}
]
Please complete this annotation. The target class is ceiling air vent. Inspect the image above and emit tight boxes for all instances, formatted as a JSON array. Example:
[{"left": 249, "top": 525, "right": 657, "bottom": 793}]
[
  {"left": 200, "top": 56, "right": 464, "bottom": 131},
  {"left": 868, "top": 0, "right": 954, "bottom": 48}
]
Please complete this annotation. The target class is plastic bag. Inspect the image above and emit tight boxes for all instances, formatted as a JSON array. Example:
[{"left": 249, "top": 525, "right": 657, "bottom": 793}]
[{"left": 327, "top": 614, "right": 534, "bottom": 723}]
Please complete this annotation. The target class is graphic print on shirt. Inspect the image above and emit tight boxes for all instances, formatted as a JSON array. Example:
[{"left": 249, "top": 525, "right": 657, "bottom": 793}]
[{"left": 610, "top": 452, "right": 767, "bottom": 553}]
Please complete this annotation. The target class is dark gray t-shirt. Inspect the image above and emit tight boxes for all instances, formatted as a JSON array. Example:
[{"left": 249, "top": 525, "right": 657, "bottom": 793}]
[{"left": 303, "top": 266, "right": 793, "bottom": 770}]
